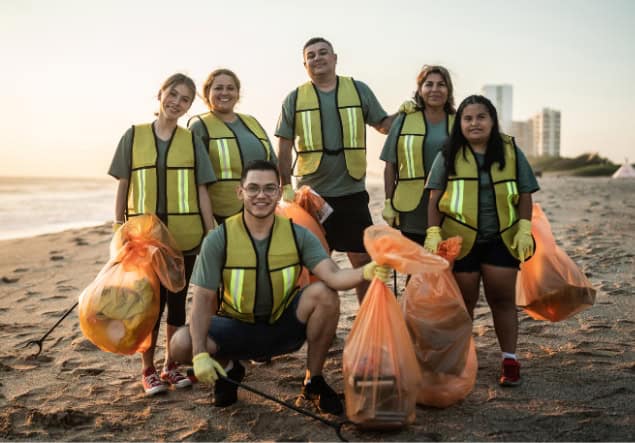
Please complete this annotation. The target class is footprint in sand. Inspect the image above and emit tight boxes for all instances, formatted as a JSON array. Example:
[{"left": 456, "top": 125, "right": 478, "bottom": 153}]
[
  {"left": 50, "top": 255, "right": 65, "bottom": 261},
  {"left": 1, "top": 276, "right": 19, "bottom": 283},
  {"left": 73, "top": 237, "right": 89, "bottom": 246},
  {"left": 14, "top": 268, "right": 29, "bottom": 273}
]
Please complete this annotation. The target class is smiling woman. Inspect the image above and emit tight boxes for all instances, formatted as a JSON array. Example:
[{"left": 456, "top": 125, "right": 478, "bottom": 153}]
[
  {"left": 106, "top": 72, "right": 217, "bottom": 397},
  {"left": 187, "top": 68, "right": 277, "bottom": 224}
]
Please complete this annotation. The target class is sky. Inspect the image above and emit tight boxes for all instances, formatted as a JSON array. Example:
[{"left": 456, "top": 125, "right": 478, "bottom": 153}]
[{"left": 1, "top": 0, "right": 634, "bottom": 178}]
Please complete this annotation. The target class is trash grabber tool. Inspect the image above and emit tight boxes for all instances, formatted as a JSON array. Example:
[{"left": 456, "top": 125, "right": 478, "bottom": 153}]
[
  {"left": 17, "top": 301, "right": 78, "bottom": 357},
  {"left": 221, "top": 376, "right": 352, "bottom": 442}
]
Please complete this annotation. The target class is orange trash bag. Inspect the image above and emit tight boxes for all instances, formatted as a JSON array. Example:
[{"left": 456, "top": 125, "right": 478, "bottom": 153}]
[
  {"left": 343, "top": 279, "right": 421, "bottom": 430},
  {"left": 294, "top": 185, "right": 333, "bottom": 231},
  {"left": 402, "top": 236, "right": 478, "bottom": 408},
  {"left": 78, "top": 215, "right": 186, "bottom": 354},
  {"left": 516, "top": 204, "right": 596, "bottom": 322}
]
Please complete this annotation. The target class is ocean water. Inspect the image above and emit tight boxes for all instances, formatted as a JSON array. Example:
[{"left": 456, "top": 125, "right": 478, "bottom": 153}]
[{"left": 0, "top": 176, "right": 117, "bottom": 240}]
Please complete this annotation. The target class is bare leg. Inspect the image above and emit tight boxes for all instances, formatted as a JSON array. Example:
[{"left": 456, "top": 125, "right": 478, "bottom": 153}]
[
  {"left": 169, "top": 325, "right": 219, "bottom": 365},
  {"left": 296, "top": 282, "right": 340, "bottom": 380},
  {"left": 453, "top": 271, "right": 481, "bottom": 319},
  {"left": 141, "top": 328, "right": 159, "bottom": 371},
  {"left": 481, "top": 264, "right": 519, "bottom": 353},
  {"left": 162, "top": 324, "right": 178, "bottom": 367},
  {"left": 347, "top": 252, "right": 371, "bottom": 304}
]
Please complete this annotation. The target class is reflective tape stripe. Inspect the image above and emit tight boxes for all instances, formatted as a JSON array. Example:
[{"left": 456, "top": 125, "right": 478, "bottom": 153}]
[
  {"left": 404, "top": 135, "right": 416, "bottom": 178},
  {"left": 216, "top": 139, "right": 232, "bottom": 179},
  {"left": 281, "top": 266, "right": 296, "bottom": 297},
  {"left": 136, "top": 169, "right": 146, "bottom": 212},
  {"left": 346, "top": 108, "right": 357, "bottom": 146},
  {"left": 505, "top": 181, "right": 518, "bottom": 227},
  {"left": 178, "top": 169, "right": 190, "bottom": 213},
  {"left": 450, "top": 180, "right": 465, "bottom": 223},
  {"left": 230, "top": 269, "right": 244, "bottom": 308},
  {"left": 302, "top": 111, "right": 314, "bottom": 150}
]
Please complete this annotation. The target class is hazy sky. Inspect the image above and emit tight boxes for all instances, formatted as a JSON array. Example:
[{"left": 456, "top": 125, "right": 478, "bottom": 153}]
[{"left": 1, "top": 0, "right": 633, "bottom": 178}]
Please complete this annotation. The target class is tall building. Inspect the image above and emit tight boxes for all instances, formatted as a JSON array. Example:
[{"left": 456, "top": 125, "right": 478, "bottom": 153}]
[
  {"left": 481, "top": 84, "right": 513, "bottom": 133},
  {"left": 533, "top": 108, "right": 561, "bottom": 157},
  {"left": 511, "top": 120, "right": 535, "bottom": 156}
]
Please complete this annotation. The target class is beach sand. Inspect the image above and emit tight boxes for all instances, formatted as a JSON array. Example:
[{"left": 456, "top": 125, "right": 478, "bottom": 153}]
[{"left": 1, "top": 176, "right": 633, "bottom": 441}]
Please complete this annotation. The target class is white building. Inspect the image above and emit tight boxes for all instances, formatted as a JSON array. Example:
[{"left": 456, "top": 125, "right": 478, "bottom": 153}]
[
  {"left": 511, "top": 120, "right": 535, "bottom": 156},
  {"left": 533, "top": 108, "right": 561, "bottom": 157},
  {"left": 481, "top": 84, "right": 513, "bottom": 134}
]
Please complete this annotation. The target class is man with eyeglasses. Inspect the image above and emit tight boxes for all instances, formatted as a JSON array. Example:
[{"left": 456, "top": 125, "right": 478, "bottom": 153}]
[
  {"left": 170, "top": 160, "right": 390, "bottom": 415},
  {"left": 276, "top": 37, "right": 395, "bottom": 304}
]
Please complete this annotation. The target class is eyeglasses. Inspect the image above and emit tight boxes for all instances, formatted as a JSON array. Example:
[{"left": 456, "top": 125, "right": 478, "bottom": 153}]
[{"left": 242, "top": 184, "right": 279, "bottom": 197}]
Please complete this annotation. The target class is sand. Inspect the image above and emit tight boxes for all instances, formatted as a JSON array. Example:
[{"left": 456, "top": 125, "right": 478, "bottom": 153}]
[{"left": 0, "top": 176, "right": 633, "bottom": 441}]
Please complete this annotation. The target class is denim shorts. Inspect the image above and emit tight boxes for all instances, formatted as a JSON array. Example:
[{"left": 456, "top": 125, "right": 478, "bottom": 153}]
[
  {"left": 209, "top": 289, "right": 307, "bottom": 360},
  {"left": 453, "top": 236, "right": 520, "bottom": 273}
]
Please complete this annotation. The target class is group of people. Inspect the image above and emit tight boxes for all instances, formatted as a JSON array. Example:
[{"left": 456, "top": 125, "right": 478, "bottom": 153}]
[{"left": 108, "top": 36, "right": 539, "bottom": 415}]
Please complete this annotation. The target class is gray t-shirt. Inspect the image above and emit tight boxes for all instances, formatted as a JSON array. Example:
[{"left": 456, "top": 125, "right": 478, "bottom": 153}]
[
  {"left": 191, "top": 222, "right": 329, "bottom": 318},
  {"left": 108, "top": 122, "right": 216, "bottom": 217},
  {"left": 381, "top": 113, "right": 448, "bottom": 235},
  {"left": 275, "top": 79, "right": 388, "bottom": 197},
  {"left": 426, "top": 147, "right": 539, "bottom": 241},
  {"left": 189, "top": 115, "right": 278, "bottom": 167}
]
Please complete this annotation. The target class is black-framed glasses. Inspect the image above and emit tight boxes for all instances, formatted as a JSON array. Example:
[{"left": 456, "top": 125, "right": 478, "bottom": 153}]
[{"left": 242, "top": 184, "right": 279, "bottom": 197}]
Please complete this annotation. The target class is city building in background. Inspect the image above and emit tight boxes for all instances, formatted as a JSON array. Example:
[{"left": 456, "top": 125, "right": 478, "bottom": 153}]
[
  {"left": 511, "top": 120, "right": 535, "bottom": 155},
  {"left": 532, "top": 108, "right": 561, "bottom": 157},
  {"left": 481, "top": 84, "right": 513, "bottom": 133}
]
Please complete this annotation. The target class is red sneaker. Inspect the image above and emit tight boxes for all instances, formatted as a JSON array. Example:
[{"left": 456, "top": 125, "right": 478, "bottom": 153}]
[
  {"left": 160, "top": 362, "right": 192, "bottom": 389},
  {"left": 142, "top": 367, "right": 169, "bottom": 396},
  {"left": 499, "top": 358, "right": 522, "bottom": 387}
]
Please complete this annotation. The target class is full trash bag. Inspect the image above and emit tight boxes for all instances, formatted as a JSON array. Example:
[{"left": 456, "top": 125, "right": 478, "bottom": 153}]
[
  {"left": 402, "top": 236, "right": 478, "bottom": 408},
  {"left": 294, "top": 185, "right": 333, "bottom": 231},
  {"left": 343, "top": 225, "right": 443, "bottom": 429},
  {"left": 516, "top": 204, "right": 596, "bottom": 322},
  {"left": 79, "top": 215, "right": 185, "bottom": 354}
]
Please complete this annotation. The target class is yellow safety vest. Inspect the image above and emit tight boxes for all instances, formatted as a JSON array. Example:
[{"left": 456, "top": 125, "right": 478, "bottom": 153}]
[
  {"left": 192, "top": 112, "right": 273, "bottom": 218},
  {"left": 220, "top": 214, "right": 302, "bottom": 324},
  {"left": 127, "top": 124, "right": 205, "bottom": 253},
  {"left": 393, "top": 112, "right": 455, "bottom": 212},
  {"left": 438, "top": 135, "right": 529, "bottom": 260},
  {"left": 293, "top": 76, "right": 366, "bottom": 180}
]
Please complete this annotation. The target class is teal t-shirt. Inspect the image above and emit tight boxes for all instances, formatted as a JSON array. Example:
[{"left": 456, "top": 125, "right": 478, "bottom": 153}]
[
  {"left": 191, "top": 222, "right": 329, "bottom": 319},
  {"left": 380, "top": 113, "right": 449, "bottom": 235},
  {"left": 425, "top": 147, "right": 539, "bottom": 241},
  {"left": 189, "top": 114, "right": 278, "bottom": 168},
  {"left": 275, "top": 78, "right": 388, "bottom": 197},
  {"left": 108, "top": 122, "right": 216, "bottom": 216}
]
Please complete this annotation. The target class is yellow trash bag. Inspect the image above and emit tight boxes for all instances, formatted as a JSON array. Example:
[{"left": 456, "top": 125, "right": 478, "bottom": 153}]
[{"left": 78, "top": 215, "right": 185, "bottom": 354}]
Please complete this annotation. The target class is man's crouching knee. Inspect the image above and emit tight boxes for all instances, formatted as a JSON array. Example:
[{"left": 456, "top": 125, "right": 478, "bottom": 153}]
[
  {"left": 303, "top": 281, "right": 340, "bottom": 314},
  {"left": 170, "top": 326, "right": 193, "bottom": 363}
]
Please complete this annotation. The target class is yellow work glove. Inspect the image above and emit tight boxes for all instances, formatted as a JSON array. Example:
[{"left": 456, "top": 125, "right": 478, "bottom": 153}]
[
  {"left": 282, "top": 184, "right": 295, "bottom": 203},
  {"left": 381, "top": 198, "right": 399, "bottom": 227},
  {"left": 362, "top": 261, "right": 391, "bottom": 284},
  {"left": 423, "top": 226, "right": 442, "bottom": 254},
  {"left": 192, "top": 352, "right": 227, "bottom": 385},
  {"left": 398, "top": 100, "right": 417, "bottom": 114},
  {"left": 511, "top": 219, "right": 534, "bottom": 262}
]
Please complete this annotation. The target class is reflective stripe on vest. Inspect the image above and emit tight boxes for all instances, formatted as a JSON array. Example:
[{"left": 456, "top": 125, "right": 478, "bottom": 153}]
[
  {"left": 221, "top": 214, "right": 302, "bottom": 324},
  {"left": 128, "top": 123, "right": 204, "bottom": 252},
  {"left": 293, "top": 76, "right": 366, "bottom": 179},
  {"left": 194, "top": 112, "right": 273, "bottom": 217},
  {"left": 393, "top": 112, "right": 454, "bottom": 212},
  {"left": 439, "top": 135, "right": 523, "bottom": 260}
]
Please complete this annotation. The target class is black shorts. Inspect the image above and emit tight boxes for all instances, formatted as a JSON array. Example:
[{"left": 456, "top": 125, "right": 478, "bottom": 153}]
[
  {"left": 155, "top": 254, "right": 196, "bottom": 329},
  {"left": 453, "top": 236, "right": 520, "bottom": 273},
  {"left": 322, "top": 191, "right": 373, "bottom": 253},
  {"left": 401, "top": 231, "right": 426, "bottom": 246}
]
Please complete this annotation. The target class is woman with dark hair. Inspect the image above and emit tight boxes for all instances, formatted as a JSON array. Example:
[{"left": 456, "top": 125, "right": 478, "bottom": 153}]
[
  {"left": 188, "top": 68, "right": 276, "bottom": 224},
  {"left": 381, "top": 65, "right": 456, "bottom": 244},
  {"left": 424, "top": 94, "right": 539, "bottom": 387},
  {"left": 109, "top": 73, "right": 216, "bottom": 395}
]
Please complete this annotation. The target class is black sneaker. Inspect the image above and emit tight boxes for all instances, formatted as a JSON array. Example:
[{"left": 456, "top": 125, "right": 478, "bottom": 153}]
[
  {"left": 301, "top": 375, "right": 343, "bottom": 415},
  {"left": 214, "top": 360, "right": 245, "bottom": 407}
]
